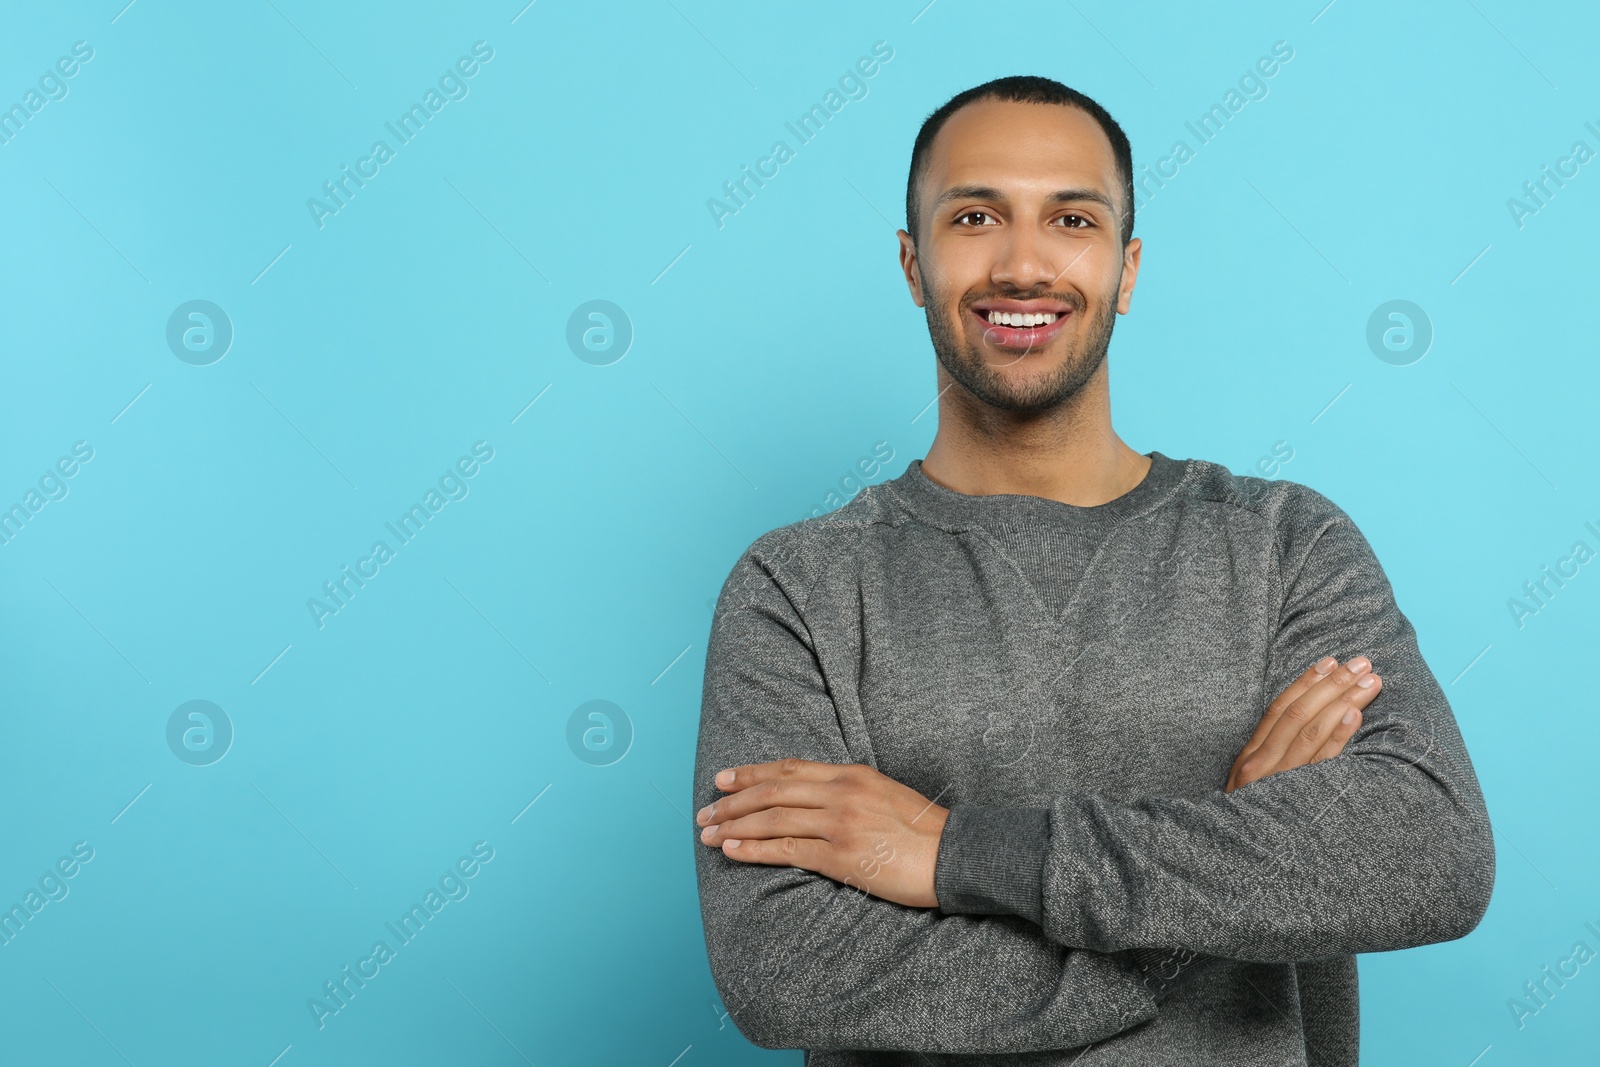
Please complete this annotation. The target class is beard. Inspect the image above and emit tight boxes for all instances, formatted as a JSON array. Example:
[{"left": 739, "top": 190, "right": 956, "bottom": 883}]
[{"left": 923, "top": 267, "right": 1121, "bottom": 417}]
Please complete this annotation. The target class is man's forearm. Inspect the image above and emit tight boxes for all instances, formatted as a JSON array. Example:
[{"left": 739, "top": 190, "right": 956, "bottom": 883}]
[
  {"left": 930, "top": 799, "right": 1225, "bottom": 1002},
  {"left": 698, "top": 841, "right": 1170, "bottom": 1053},
  {"left": 937, "top": 739, "right": 1492, "bottom": 961}
]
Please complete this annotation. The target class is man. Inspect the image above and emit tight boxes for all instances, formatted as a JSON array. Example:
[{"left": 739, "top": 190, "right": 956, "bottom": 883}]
[{"left": 691, "top": 76, "right": 1493, "bottom": 1065}]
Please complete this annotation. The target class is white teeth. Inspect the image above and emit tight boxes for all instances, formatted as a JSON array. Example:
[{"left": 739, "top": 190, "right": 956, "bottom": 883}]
[{"left": 986, "top": 310, "right": 1059, "bottom": 327}]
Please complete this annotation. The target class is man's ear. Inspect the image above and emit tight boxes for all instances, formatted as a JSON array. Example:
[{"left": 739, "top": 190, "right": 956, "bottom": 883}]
[
  {"left": 896, "top": 229, "right": 926, "bottom": 308},
  {"left": 1116, "top": 236, "right": 1142, "bottom": 315}
]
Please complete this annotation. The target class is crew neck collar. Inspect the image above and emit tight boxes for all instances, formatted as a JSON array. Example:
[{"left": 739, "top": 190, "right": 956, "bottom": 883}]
[{"left": 886, "top": 450, "right": 1190, "bottom": 533}]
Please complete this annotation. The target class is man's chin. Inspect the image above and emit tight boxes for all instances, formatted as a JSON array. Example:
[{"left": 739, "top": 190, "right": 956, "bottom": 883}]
[{"left": 950, "top": 367, "right": 1072, "bottom": 413}]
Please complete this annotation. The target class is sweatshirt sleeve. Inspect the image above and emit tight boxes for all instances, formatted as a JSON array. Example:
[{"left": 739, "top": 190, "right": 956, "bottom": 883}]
[
  {"left": 934, "top": 494, "right": 1496, "bottom": 962},
  {"left": 692, "top": 544, "right": 1205, "bottom": 1054}
]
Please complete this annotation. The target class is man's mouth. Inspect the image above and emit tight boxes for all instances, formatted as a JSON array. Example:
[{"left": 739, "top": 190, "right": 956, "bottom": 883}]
[{"left": 969, "top": 300, "right": 1072, "bottom": 349}]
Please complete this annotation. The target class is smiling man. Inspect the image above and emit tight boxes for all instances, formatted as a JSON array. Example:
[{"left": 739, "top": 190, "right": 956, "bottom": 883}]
[{"left": 691, "top": 77, "right": 1493, "bottom": 1065}]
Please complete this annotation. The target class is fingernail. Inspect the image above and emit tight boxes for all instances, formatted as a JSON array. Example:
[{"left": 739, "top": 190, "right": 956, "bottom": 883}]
[
  {"left": 701, "top": 823, "right": 719, "bottom": 837},
  {"left": 696, "top": 805, "right": 713, "bottom": 823},
  {"left": 1342, "top": 709, "right": 1356, "bottom": 724},
  {"left": 1356, "top": 674, "right": 1375, "bottom": 688},
  {"left": 1315, "top": 657, "right": 1336, "bottom": 674},
  {"left": 1348, "top": 656, "right": 1371, "bottom": 673},
  {"left": 723, "top": 839, "right": 741, "bottom": 848},
  {"left": 716, "top": 770, "right": 734, "bottom": 787}
]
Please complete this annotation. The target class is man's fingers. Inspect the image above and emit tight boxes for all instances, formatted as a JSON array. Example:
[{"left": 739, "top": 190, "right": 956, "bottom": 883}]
[
  {"left": 1310, "top": 676, "right": 1384, "bottom": 761},
  {"left": 1280, "top": 673, "right": 1382, "bottom": 768},
  {"left": 713, "top": 758, "right": 846, "bottom": 793},
  {"left": 700, "top": 805, "right": 833, "bottom": 847},
  {"left": 697, "top": 779, "right": 831, "bottom": 826},
  {"left": 1244, "top": 657, "right": 1373, "bottom": 773},
  {"left": 1235, "top": 657, "right": 1338, "bottom": 764},
  {"left": 1313, "top": 705, "right": 1364, "bottom": 762},
  {"left": 717, "top": 833, "right": 829, "bottom": 870},
  {"left": 1269, "top": 657, "right": 1339, "bottom": 717},
  {"left": 1227, "top": 670, "right": 1384, "bottom": 792},
  {"left": 1226, "top": 658, "right": 1376, "bottom": 791}
]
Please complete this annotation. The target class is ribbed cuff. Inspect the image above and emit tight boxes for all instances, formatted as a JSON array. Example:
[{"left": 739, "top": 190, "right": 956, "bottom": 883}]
[{"left": 933, "top": 804, "right": 1050, "bottom": 926}]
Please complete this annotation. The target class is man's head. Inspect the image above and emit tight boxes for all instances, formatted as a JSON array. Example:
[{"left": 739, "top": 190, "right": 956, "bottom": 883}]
[
  {"left": 898, "top": 77, "right": 1141, "bottom": 418},
  {"left": 905, "top": 77, "right": 1135, "bottom": 249}
]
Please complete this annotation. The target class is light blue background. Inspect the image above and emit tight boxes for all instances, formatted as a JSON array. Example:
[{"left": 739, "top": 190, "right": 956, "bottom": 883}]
[{"left": 1, "top": 1, "right": 1596, "bottom": 1063}]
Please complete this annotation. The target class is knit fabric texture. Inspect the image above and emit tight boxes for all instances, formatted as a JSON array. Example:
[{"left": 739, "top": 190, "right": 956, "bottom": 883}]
[{"left": 692, "top": 451, "right": 1494, "bottom": 1065}]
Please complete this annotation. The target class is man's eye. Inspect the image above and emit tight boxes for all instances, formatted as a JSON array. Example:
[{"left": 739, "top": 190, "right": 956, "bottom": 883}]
[
  {"left": 955, "top": 210, "right": 995, "bottom": 226},
  {"left": 1055, "top": 214, "right": 1092, "bottom": 229}
]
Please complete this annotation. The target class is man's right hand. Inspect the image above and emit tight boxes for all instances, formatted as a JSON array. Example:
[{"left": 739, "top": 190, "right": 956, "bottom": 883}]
[{"left": 1224, "top": 656, "right": 1382, "bottom": 793}]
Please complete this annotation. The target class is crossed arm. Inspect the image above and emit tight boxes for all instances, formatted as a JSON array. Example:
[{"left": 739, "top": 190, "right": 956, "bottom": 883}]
[
  {"left": 696, "top": 655, "right": 1380, "bottom": 911},
  {"left": 691, "top": 512, "right": 1494, "bottom": 1052}
]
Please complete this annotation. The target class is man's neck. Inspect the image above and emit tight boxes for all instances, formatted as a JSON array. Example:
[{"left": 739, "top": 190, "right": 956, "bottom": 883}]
[{"left": 919, "top": 379, "right": 1150, "bottom": 508}]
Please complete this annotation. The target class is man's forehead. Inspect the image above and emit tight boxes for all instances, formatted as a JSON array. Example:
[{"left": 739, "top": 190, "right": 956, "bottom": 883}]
[{"left": 924, "top": 98, "right": 1118, "bottom": 201}]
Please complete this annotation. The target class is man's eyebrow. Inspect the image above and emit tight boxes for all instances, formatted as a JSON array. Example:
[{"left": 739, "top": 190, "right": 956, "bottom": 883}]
[{"left": 931, "top": 184, "right": 1118, "bottom": 214}]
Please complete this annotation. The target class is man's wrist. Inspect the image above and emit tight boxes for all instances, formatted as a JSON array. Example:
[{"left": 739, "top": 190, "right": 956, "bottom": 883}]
[{"left": 933, "top": 803, "right": 1049, "bottom": 925}]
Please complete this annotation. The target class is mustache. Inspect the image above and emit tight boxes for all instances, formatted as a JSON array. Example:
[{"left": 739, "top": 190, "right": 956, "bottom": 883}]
[{"left": 961, "top": 290, "right": 1086, "bottom": 314}]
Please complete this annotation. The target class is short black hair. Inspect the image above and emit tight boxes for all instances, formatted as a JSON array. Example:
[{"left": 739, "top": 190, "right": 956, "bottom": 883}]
[{"left": 905, "top": 76, "right": 1135, "bottom": 247}]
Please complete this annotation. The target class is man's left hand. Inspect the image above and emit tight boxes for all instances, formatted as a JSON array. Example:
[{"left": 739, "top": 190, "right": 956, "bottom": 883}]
[{"left": 696, "top": 758, "right": 949, "bottom": 910}]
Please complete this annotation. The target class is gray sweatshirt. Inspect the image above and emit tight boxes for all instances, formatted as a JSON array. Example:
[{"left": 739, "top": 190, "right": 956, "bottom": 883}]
[{"left": 692, "top": 451, "right": 1494, "bottom": 1065}]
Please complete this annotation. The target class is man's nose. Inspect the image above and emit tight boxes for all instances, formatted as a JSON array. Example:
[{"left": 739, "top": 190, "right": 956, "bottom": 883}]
[{"left": 989, "top": 225, "right": 1066, "bottom": 292}]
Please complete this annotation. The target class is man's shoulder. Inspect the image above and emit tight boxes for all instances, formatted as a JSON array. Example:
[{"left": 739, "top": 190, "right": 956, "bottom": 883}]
[
  {"left": 1177, "top": 454, "right": 1351, "bottom": 534},
  {"left": 715, "top": 481, "right": 910, "bottom": 605},
  {"left": 1175, "top": 457, "right": 1378, "bottom": 599},
  {"left": 744, "top": 482, "right": 906, "bottom": 559}
]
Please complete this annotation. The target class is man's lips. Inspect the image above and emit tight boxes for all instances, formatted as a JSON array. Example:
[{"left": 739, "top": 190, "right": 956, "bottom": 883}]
[{"left": 969, "top": 304, "right": 1072, "bottom": 350}]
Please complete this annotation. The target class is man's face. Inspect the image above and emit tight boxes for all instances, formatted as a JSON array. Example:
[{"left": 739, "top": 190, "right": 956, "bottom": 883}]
[{"left": 898, "top": 98, "right": 1141, "bottom": 416}]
